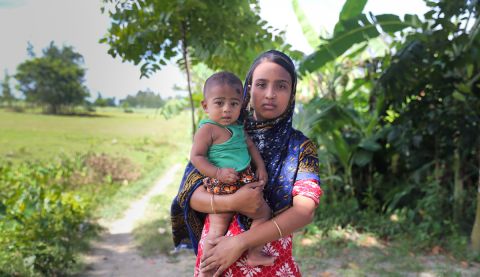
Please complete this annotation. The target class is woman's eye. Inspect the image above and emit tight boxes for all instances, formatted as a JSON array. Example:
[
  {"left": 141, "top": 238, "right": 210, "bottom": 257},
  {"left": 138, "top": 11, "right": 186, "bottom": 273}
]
[{"left": 256, "top": 83, "right": 266, "bottom": 88}]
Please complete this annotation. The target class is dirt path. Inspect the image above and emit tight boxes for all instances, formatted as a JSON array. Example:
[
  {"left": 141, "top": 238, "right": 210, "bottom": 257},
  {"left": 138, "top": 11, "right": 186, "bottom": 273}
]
[{"left": 80, "top": 164, "right": 196, "bottom": 277}]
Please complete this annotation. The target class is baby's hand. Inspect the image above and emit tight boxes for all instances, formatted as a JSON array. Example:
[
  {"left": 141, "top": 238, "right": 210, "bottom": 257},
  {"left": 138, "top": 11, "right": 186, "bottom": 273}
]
[
  {"left": 216, "top": 168, "right": 238, "bottom": 184},
  {"left": 256, "top": 168, "right": 268, "bottom": 184}
]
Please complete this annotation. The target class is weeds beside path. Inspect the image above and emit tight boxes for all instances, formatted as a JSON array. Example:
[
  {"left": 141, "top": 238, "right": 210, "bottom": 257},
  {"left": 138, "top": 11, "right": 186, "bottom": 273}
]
[{"left": 79, "top": 164, "right": 195, "bottom": 277}]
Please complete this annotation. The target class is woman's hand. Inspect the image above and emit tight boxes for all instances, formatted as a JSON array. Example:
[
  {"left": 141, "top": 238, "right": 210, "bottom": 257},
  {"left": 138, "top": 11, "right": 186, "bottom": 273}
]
[
  {"left": 229, "top": 180, "right": 266, "bottom": 217},
  {"left": 200, "top": 235, "right": 247, "bottom": 277}
]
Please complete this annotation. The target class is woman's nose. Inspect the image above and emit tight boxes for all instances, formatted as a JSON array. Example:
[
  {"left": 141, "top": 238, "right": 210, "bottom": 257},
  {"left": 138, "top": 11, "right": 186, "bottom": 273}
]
[{"left": 265, "top": 86, "right": 276, "bottom": 99}]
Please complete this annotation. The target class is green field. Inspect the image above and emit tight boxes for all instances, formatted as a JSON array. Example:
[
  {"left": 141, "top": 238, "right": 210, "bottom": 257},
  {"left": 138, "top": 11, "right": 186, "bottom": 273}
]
[{"left": 0, "top": 108, "right": 190, "bottom": 171}]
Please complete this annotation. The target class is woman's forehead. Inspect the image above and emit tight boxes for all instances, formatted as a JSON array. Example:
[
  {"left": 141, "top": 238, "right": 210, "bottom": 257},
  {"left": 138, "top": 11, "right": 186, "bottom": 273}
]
[{"left": 252, "top": 61, "right": 291, "bottom": 83}]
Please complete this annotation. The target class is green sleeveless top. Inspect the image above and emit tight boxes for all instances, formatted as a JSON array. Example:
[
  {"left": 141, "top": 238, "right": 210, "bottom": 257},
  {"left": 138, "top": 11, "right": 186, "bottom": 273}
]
[{"left": 198, "top": 119, "right": 251, "bottom": 172}]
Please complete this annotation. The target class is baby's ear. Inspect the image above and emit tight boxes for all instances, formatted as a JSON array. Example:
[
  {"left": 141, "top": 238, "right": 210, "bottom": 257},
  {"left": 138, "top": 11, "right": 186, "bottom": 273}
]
[{"left": 201, "top": 100, "right": 208, "bottom": 112}]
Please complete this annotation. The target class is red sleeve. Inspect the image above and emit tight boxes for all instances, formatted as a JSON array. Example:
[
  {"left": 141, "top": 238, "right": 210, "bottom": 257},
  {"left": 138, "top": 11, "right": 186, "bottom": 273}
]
[{"left": 292, "top": 178, "right": 323, "bottom": 205}]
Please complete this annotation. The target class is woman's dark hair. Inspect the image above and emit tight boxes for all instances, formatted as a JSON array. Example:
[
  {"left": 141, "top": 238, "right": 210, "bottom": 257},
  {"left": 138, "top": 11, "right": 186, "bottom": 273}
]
[{"left": 243, "top": 50, "right": 297, "bottom": 100}]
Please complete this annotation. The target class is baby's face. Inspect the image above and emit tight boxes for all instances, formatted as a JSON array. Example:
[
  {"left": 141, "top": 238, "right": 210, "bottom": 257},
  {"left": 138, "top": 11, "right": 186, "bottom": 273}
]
[{"left": 202, "top": 84, "right": 243, "bottom": 126}]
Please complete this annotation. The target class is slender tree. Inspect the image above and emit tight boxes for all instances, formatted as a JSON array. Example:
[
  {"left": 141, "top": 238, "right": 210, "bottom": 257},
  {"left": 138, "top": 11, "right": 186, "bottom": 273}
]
[
  {"left": 101, "top": 0, "right": 289, "bottom": 137},
  {"left": 0, "top": 70, "right": 15, "bottom": 107}
]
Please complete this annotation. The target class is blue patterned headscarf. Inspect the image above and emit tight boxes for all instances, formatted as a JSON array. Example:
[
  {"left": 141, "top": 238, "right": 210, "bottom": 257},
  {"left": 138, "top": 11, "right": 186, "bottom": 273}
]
[{"left": 171, "top": 50, "right": 311, "bottom": 254}]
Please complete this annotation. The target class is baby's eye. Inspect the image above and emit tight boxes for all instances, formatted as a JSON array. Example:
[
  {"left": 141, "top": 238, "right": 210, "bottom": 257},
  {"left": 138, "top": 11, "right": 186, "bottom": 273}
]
[{"left": 214, "top": 101, "right": 222, "bottom": 106}]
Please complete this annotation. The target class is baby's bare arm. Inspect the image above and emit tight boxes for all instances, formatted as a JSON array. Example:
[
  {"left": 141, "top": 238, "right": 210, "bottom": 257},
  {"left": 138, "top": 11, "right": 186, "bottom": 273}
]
[{"left": 190, "top": 125, "right": 218, "bottom": 178}]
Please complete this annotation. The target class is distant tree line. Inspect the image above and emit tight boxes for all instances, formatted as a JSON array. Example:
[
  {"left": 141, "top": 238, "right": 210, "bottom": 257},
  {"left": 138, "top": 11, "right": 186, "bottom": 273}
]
[
  {"left": 119, "top": 89, "right": 165, "bottom": 109},
  {"left": 0, "top": 42, "right": 170, "bottom": 113},
  {"left": 92, "top": 92, "right": 116, "bottom": 107}
]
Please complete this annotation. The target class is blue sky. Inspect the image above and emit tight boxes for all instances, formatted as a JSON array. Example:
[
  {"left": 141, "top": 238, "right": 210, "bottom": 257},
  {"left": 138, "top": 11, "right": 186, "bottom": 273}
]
[{"left": 0, "top": 0, "right": 428, "bottom": 100}]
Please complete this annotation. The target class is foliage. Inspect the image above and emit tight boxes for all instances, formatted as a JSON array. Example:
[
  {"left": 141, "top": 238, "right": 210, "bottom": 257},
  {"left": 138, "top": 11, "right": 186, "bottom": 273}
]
[
  {"left": 1, "top": 70, "right": 15, "bottom": 106},
  {"left": 15, "top": 42, "right": 90, "bottom": 114},
  {"left": 159, "top": 97, "right": 188, "bottom": 120},
  {"left": 298, "top": 0, "right": 480, "bottom": 254},
  {"left": 120, "top": 89, "right": 165, "bottom": 108},
  {"left": 93, "top": 92, "right": 117, "bottom": 107},
  {"left": 100, "top": 0, "right": 296, "bottom": 137},
  {"left": 0, "top": 160, "right": 92, "bottom": 276},
  {"left": 375, "top": 0, "right": 480, "bottom": 250},
  {"left": 100, "top": 0, "right": 289, "bottom": 78},
  {"left": 298, "top": 0, "right": 421, "bottom": 75}
]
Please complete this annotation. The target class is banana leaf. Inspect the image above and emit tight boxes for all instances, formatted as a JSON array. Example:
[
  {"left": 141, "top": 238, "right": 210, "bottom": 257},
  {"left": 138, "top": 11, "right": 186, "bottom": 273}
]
[{"left": 299, "top": 13, "right": 421, "bottom": 75}]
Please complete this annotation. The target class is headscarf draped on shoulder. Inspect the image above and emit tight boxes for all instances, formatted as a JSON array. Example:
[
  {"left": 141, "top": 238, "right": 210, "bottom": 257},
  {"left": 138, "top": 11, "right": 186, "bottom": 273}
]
[{"left": 170, "top": 50, "right": 311, "bottom": 254}]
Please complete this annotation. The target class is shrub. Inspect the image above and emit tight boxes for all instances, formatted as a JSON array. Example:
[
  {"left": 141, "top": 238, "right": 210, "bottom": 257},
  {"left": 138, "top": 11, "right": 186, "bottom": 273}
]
[{"left": 0, "top": 161, "right": 91, "bottom": 276}]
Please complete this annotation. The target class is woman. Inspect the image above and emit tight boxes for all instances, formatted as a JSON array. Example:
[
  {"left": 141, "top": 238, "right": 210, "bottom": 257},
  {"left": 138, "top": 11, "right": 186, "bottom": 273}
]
[{"left": 171, "top": 50, "right": 322, "bottom": 276}]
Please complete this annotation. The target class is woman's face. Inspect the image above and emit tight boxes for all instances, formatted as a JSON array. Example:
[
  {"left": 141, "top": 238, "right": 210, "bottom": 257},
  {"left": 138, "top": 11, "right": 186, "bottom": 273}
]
[{"left": 250, "top": 61, "right": 292, "bottom": 121}]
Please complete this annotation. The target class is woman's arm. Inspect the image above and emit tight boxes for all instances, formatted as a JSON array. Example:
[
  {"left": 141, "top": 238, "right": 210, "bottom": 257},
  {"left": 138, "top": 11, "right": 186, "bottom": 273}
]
[
  {"left": 189, "top": 180, "right": 266, "bottom": 217},
  {"left": 200, "top": 195, "right": 316, "bottom": 276}
]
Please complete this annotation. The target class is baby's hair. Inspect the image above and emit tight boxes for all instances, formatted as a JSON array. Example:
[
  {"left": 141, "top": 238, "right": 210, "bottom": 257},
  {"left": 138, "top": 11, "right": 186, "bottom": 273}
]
[{"left": 203, "top": 71, "right": 243, "bottom": 97}]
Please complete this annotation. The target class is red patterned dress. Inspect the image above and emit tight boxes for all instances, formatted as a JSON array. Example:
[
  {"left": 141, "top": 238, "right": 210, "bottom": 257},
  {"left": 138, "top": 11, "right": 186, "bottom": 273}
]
[{"left": 194, "top": 179, "right": 322, "bottom": 277}]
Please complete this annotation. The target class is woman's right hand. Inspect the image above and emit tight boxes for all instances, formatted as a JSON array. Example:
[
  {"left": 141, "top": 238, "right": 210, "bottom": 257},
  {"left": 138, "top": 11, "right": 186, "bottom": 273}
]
[{"left": 229, "top": 180, "right": 266, "bottom": 218}]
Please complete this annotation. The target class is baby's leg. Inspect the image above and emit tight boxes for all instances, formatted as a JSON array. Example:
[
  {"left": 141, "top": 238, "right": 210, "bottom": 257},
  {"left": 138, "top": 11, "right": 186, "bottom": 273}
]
[
  {"left": 199, "top": 212, "right": 233, "bottom": 277},
  {"left": 247, "top": 201, "right": 276, "bottom": 267}
]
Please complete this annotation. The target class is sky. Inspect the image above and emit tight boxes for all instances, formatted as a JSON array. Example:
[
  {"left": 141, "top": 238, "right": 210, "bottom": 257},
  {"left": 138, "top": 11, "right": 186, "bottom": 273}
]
[{"left": 0, "top": 0, "right": 428, "bottom": 101}]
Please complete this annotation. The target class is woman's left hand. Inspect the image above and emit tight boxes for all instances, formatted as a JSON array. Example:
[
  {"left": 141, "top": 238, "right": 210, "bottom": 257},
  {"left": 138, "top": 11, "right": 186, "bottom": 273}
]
[{"left": 200, "top": 235, "right": 246, "bottom": 276}]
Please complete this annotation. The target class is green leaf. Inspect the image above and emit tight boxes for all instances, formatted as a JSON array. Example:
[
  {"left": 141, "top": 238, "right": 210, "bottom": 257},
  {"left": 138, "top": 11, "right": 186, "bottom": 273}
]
[
  {"left": 339, "top": 0, "right": 367, "bottom": 20},
  {"left": 334, "top": 0, "right": 368, "bottom": 34},
  {"left": 300, "top": 13, "right": 420, "bottom": 74},
  {"left": 376, "top": 14, "right": 406, "bottom": 33},
  {"left": 291, "top": 0, "right": 321, "bottom": 48},
  {"left": 452, "top": 90, "right": 466, "bottom": 102},
  {"left": 456, "top": 83, "right": 471, "bottom": 94},
  {"left": 353, "top": 149, "right": 373, "bottom": 167},
  {"left": 358, "top": 138, "right": 382, "bottom": 151}
]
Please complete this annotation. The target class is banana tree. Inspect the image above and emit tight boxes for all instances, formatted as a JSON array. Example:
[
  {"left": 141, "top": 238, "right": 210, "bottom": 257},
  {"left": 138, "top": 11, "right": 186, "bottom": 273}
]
[{"left": 298, "top": 7, "right": 421, "bottom": 75}]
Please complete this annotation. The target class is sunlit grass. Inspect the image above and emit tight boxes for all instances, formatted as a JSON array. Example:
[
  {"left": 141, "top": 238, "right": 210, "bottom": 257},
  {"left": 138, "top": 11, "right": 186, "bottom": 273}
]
[
  {"left": 0, "top": 108, "right": 191, "bottom": 171},
  {"left": 132, "top": 159, "right": 189, "bottom": 257},
  {"left": 293, "top": 226, "right": 478, "bottom": 276}
]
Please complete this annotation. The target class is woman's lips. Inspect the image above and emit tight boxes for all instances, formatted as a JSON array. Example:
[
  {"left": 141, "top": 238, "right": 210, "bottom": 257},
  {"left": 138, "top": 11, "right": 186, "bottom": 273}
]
[{"left": 262, "top": 103, "right": 276, "bottom": 110}]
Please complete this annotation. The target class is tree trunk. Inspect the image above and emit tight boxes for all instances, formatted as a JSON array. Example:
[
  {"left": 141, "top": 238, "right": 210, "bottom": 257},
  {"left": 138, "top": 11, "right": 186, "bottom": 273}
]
[
  {"left": 471, "top": 146, "right": 480, "bottom": 252},
  {"left": 181, "top": 21, "right": 196, "bottom": 140},
  {"left": 453, "top": 146, "right": 464, "bottom": 225}
]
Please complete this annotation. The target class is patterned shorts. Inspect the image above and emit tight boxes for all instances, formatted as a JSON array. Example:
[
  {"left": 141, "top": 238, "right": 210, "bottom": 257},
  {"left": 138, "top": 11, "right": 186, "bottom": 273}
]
[{"left": 203, "top": 166, "right": 256, "bottom": 195}]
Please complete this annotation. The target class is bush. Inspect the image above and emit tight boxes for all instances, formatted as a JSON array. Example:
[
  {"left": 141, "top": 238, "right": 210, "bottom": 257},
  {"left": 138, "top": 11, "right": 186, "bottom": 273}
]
[{"left": 0, "top": 161, "right": 92, "bottom": 276}]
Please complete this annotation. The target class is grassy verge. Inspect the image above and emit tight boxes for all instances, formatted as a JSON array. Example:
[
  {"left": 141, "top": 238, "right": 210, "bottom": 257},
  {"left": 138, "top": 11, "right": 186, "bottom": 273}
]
[
  {"left": 91, "top": 146, "right": 188, "bottom": 222},
  {"left": 294, "top": 227, "right": 480, "bottom": 276},
  {"left": 131, "top": 157, "right": 188, "bottom": 257}
]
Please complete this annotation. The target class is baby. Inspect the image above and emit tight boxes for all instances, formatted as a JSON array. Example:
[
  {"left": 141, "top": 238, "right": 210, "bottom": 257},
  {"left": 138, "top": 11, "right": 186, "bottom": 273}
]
[{"left": 190, "top": 72, "right": 274, "bottom": 273}]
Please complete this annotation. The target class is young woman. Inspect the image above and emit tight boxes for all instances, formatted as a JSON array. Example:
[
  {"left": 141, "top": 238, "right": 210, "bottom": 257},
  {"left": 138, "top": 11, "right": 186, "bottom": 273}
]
[{"left": 171, "top": 50, "right": 322, "bottom": 276}]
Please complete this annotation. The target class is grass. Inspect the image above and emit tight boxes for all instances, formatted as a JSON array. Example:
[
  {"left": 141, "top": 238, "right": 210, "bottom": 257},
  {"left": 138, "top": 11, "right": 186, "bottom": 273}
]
[
  {"left": 0, "top": 106, "right": 192, "bottom": 218},
  {"left": 293, "top": 226, "right": 480, "bottom": 276},
  {"left": 132, "top": 160, "right": 188, "bottom": 257},
  {"left": 0, "top": 107, "right": 191, "bottom": 172}
]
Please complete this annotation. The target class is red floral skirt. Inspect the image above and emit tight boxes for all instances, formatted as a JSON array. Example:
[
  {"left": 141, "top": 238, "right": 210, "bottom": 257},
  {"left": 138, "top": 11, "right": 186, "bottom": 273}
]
[{"left": 194, "top": 215, "right": 301, "bottom": 277}]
